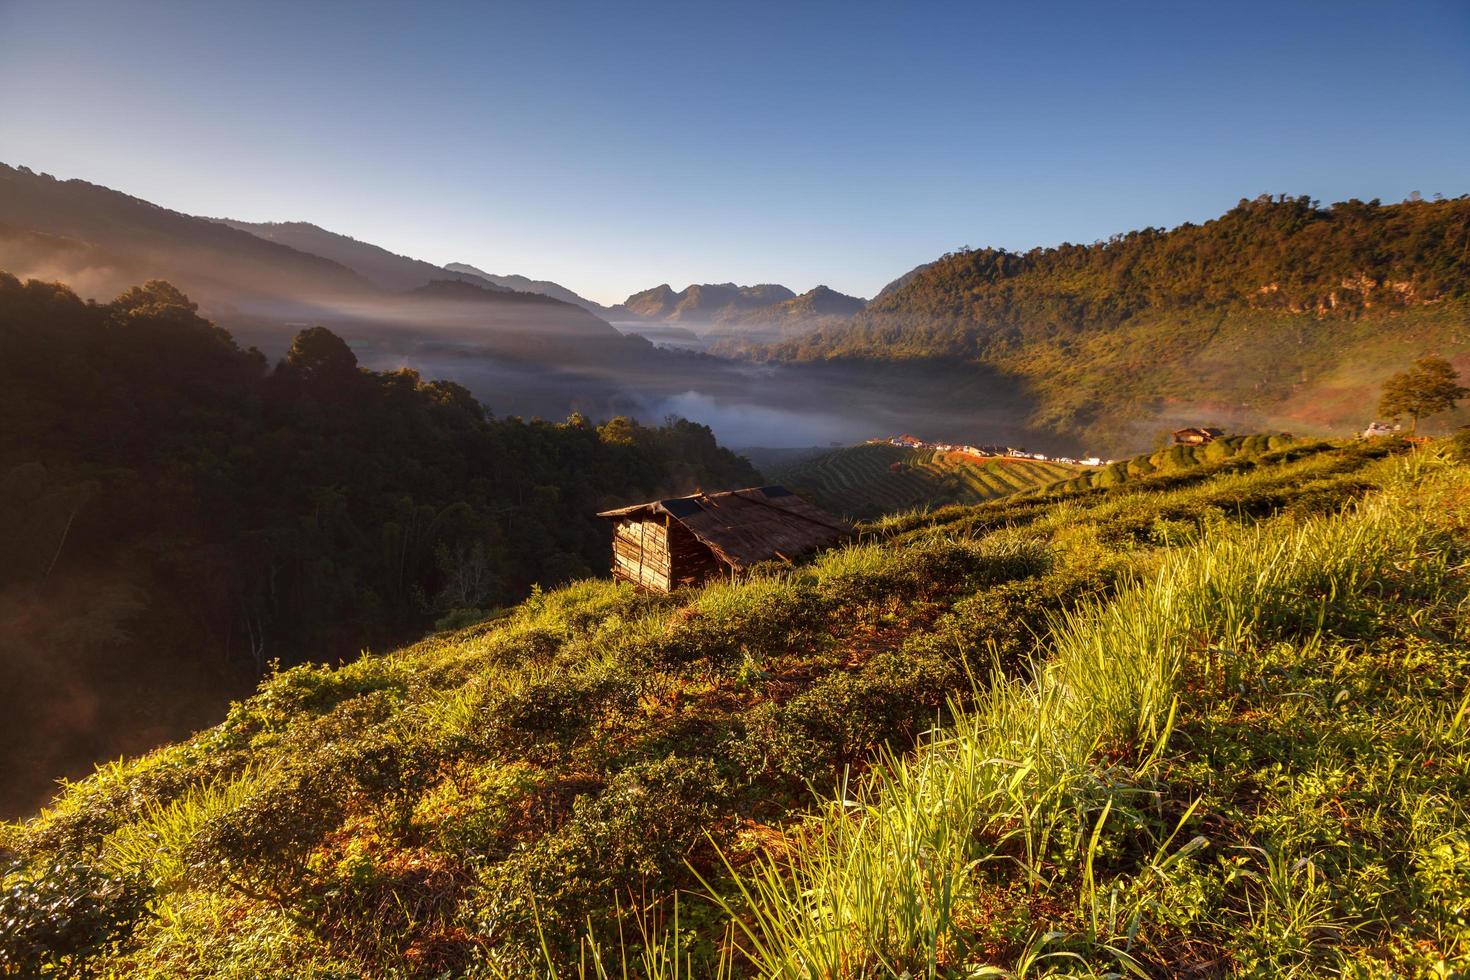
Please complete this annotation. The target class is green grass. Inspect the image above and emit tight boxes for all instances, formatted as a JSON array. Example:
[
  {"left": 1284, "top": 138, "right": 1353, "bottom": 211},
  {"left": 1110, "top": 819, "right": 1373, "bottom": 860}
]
[
  {"left": 1039, "top": 433, "right": 1302, "bottom": 495},
  {"left": 4, "top": 437, "right": 1466, "bottom": 977},
  {"left": 770, "top": 442, "right": 1080, "bottom": 518},
  {"left": 711, "top": 452, "right": 1470, "bottom": 977}
]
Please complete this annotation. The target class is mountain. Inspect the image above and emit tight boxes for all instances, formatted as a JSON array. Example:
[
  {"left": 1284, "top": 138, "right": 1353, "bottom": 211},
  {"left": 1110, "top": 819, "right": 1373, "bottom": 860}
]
[
  {"left": 0, "top": 272, "right": 759, "bottom": 817},
  {"left": 212, "top": 225, "right": 617, "bottom": 319},
  {"left": 0, "top": 163, "right": 373, "bottom": 307},
  {"left": 714, "top": 284, "right": 865, "bottom": 328},
  {"left": 720, "top": 283, "right": 864, "bottom": 322},
  {"left": 385, "top": 278, "right": 631, "bottom": 362},
  {"left": 617, "top": 282, "right": 680, "bottom": 319},
  {"left": 612, "top": 283, "right": 863, "bottom": 345},
  {"left": 872, "top": 260, "right": 934, "bottom": 300},
  {"left": 612, "top": 281, "right": 797, "bottom": 323},
  {"left": 216, "top": 219, "right": 509, "bottom": 293},
  {"left": 9, "top": 433, "right": 1461, "bottom": 976},
  {"left": 756, "top": 195, "right": 1470, "bottom": 448},
  {"left": 443, "top": 262, "right": 613, "bottom": 316},
  {"left": 0, "top": 163, "right": 646, "bottom": 382},
  {"left": 698, "top": 284, "right": 868, "bottom": 351}
]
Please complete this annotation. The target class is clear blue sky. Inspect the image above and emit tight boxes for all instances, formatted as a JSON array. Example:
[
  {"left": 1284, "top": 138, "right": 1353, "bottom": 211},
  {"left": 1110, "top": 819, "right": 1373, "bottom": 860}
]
[{"left": 2, "top": 0, "right": 1466, "bottom": 305}]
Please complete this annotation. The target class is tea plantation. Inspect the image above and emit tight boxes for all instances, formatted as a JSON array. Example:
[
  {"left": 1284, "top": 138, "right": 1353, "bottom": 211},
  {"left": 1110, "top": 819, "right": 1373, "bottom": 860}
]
[
  {"left": 770, "top": 442, "right": 1079, "bottom": 518},
  {"left": 4, "top": 436, "right": 1468, "bottom": 978}
]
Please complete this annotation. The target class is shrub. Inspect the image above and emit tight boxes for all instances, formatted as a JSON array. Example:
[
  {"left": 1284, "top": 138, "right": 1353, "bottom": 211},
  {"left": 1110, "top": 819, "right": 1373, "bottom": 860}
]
[
  {"left": 478, "top": 756, "right": 731, "bottom": 963},
  {"left": 0, "top": 858, "right": 150, "bottom": 977}
]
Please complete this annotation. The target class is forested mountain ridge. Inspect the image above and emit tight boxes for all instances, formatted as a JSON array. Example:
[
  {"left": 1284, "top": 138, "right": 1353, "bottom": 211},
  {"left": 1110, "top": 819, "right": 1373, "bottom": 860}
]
[
  {"left": 613, "top": 281, "right": 798, "bottom": 323},
  {"left": 216, "top": 220, "right": 511, "bottom": 294},
  {"left": 756, "top": 195, "right": 1470, "bottom": 445},
  {"left": 0, "top": 164, "right": 632, "bottom": 376},
  {"left": 706, "top": 284, "right": 869, "bottom": 347},
  {"left": 0, "top": 271, "right": 759, "bottom": 817},
  {"left": 716, "top": 284, "right": 866, "bottom": 325},
  {"left": 442, "top": 262, "right": 613, "bottom": 316},
  {"left": 0, "top": 163, "right": 373, "bottom": 305},
  {"left": 804, "top": 195, "right": 1470, "bottom": 345}
]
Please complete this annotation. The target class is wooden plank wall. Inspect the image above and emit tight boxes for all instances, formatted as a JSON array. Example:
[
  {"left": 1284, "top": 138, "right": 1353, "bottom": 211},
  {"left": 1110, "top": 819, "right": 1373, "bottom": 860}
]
[
  {"left": 611, "top": 518, "right": 672, "bottom": 592},
  {"left": 667, "top": 521, "right": 725, "bottom": 588},
  {"left": 610, "top": 517, "right": 729, "bottom": 592}
]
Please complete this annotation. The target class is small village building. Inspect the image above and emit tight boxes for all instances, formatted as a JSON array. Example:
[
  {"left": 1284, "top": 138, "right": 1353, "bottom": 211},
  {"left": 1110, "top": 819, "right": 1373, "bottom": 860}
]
[
  {"left": 1172, "top": 426, "right": 1225, "bottom": 445},
  {"left": 597, "top": 485, "right": 852, "bottom": 594},
  {"left": 1362, "top": 421, "right": 1400, "bottom": 439}
]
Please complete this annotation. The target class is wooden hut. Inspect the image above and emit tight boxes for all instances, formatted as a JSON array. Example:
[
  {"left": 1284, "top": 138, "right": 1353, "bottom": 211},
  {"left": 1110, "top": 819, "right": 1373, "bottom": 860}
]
[
  {"left": 1171, "top": 426, "right": 1224, "bottom": 446},
  {"left": 597, "top": 485, "right": 852, "bottom": 593}
]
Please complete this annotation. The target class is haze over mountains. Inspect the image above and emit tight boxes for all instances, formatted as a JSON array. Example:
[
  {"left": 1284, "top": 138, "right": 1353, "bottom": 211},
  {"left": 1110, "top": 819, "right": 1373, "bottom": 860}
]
[
  {"left": 5, "top": 163, "right": 1470, "bottom": 823},
  {"left": 612, "top": 280, "right": 867, "bottom": 333},
  {"left": 4, "top": 160, "right": 1470, "bottom": 452},
  {"left": 0, "top": 163, "right": 372, "bottom": 308},
  {"left": 0, "top": 162, "right": 667, "bottom": 422},
  {"left": 761, "top": 193, "right": 1470, "bottom": 444},
  {"left": 442, "top": 262, "right": 615, "bottom": 316},
  {"left": 216, "top": 218, "right": 512, "bottom": 293},
  {"left": 0, "top": 162, "right": 973, "bottom": 447},
  {"left": 0, "top": 164, "right": 618, "bottom": 344}
]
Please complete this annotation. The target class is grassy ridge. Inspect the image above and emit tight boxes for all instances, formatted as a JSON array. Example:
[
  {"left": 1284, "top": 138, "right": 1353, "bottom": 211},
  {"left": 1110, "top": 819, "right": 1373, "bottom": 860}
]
[
  {"left": 719, "top": 456, "right": 1470, "bottom": 976},
  {"left": 4, "top": 438, "right": 1466, "bottom": 977},
  {"left": 1037, "top": 432, "right": 1303, "bottom": 494},
  {"left": 770, "top": 442, "right": 1079, "bottom": 518}
]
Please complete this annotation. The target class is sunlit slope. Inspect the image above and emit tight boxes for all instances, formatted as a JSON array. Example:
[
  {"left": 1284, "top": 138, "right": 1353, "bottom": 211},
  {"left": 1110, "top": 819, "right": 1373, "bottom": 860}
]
[
  {"left": 8, "top": 436, "right": 1465, "bottom": 978},
  {"left": 1035, "top": 432, "right": 1300, "bottom": 494},
  {"left": 770, "top": 441, "right": 1079, "bottom": 517}
]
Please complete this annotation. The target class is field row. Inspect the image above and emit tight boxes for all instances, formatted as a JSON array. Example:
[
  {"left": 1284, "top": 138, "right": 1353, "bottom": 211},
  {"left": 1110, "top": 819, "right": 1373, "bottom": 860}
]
[{"left": 773, "top": 443, "right": 1079, "bottom": 517}]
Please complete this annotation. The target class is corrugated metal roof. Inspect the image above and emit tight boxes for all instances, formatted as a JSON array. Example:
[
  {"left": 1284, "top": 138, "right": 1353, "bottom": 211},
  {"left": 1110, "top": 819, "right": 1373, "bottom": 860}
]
[{"left": 597, "top": 485, "right": 852, "bottom": 569}]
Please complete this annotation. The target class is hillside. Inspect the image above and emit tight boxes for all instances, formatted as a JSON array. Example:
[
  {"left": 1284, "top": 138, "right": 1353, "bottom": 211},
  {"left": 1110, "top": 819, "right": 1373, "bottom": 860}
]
[
  {"left": 216, "top": 220, "right": 507, "bottom": 294},
  {"left": 716, "top": 284, "right": 866, "bottom": 325},
  {"left": 1041, "top": 432, "right": 1299, "bottom": 493},
  {"left": 613, "top": 281, "right": 798, "bottom": 323},
  {"left": 771, "top": 442, "right": 1078, "bottom": 517},
  {"left": 704, "top": 285, "right": 868, "bottom": 349},
  {"left": 0, "top": 273, "right": 759, "bottom": 817},
  {"left": 7, "top": 436, "right": 1466, "bottom": 977},
  {"left": 443, "top": 262, "right": 613, "bottom": 316},
  {"left": 0, "top": 163, "right": 373, "bottom": 307},
  {"left": 758, "top": 195, "right": 1470, "bottom": 449},
  {"left": 0, "top": 164, "right": 637, "bottom": 376}
]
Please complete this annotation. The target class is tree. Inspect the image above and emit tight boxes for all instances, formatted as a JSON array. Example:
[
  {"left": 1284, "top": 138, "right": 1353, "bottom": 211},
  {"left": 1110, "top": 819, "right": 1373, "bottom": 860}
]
[
  {"left": 281, "top": 326, "right": 361, "bottom": 394},
  {"left": 1378, "top": 356, "right": 1469, "bottom": 432}
]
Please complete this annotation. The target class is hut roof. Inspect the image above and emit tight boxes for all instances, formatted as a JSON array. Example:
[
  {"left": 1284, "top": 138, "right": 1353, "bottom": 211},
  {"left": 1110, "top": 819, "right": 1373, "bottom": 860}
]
[{"left": 597, "top": 485, "right": 852, "bottom": 570}]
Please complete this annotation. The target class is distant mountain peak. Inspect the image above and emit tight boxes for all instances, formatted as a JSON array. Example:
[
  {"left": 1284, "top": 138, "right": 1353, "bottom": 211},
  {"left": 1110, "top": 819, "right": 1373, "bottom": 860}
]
[
  {"left": 0, "top": 162, "right": 374, "bottom": 305},
  {"left": 442, "top": 262, "right": 612, "bottom": 315},
  {"left": 613, "top": 281, "right": 809, "bottom": 324}
]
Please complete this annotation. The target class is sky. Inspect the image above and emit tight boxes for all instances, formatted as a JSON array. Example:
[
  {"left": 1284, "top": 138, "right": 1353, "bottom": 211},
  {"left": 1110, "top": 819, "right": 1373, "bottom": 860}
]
[{"left": 1, "top": 0, "right": 1467, "bottom": 306}]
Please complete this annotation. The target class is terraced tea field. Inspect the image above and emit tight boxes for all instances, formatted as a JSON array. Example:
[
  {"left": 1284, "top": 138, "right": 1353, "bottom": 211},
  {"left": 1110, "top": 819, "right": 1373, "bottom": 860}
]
[{"left": 769, "top": 442, "right": 1080, "bottom": 517}]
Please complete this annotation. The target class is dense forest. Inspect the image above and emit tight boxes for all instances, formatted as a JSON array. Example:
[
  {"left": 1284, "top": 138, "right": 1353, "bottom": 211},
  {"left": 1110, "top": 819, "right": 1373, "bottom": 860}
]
[
  {"left": 0, "top": 273, "right": 759, "bottom": 815},
  {"left": 757, "top": 196, "right": 1470, "bottom": 442}
]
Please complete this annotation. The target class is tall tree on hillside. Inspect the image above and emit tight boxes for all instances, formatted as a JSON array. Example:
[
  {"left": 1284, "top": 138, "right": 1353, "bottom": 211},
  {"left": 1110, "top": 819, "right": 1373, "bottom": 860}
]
[{"left": 1378, "top": 356, "right": 1469, "bottom": 433}]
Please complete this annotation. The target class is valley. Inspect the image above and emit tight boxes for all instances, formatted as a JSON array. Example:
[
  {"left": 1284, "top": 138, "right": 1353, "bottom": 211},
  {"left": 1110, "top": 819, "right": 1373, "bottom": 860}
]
[
  {"left": 4, "top": 165, "right": 1470, "bottom": 827},
  {"left": 3, "top": 5, "right": 1468, "bottom": 975}
]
